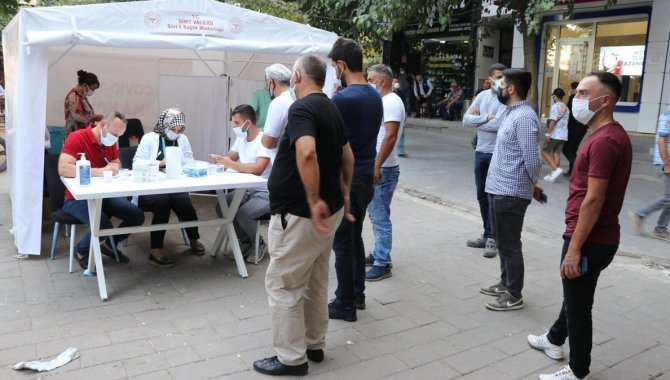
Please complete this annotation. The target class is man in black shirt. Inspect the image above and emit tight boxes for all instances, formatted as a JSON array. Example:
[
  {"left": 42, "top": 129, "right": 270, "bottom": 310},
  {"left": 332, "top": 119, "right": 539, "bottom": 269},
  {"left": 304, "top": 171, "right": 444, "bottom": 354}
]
[{"left": 253, "top": 54, "right": 354, "bottom": 377}]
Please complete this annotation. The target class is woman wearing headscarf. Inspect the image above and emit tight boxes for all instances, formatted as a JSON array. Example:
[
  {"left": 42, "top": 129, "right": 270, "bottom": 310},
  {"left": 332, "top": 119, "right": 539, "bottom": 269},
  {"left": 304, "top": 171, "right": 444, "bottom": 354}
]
[
  {"left": 64, "top": 69, "right": 104, "bottom": 136},
  {"left": 134, "top": 108, "right": 206, "bottom": 267}
]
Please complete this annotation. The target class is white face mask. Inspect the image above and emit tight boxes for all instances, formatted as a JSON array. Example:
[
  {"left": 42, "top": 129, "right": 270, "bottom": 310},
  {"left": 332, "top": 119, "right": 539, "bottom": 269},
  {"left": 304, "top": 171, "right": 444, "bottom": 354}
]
[
  {"left": 289, "top": 72, "right": 298, "bottom": 101},
  {"left": 572, "top": 96, "right": 604, "bottom": 125},
  {"left": 100, "top": 125, "right": 118, "bottom": 146},
  {"left": 165, "top": 130, "right": 180, "bottom": 141},
  {"left": 393, "top": 82, "right": 400, "bottom": 90},
  {"left": 232, "top": 120, "right": 249, "bottom": 139},
  {"left": 492, "top": 79, "right": 503, "bottom": 91}
]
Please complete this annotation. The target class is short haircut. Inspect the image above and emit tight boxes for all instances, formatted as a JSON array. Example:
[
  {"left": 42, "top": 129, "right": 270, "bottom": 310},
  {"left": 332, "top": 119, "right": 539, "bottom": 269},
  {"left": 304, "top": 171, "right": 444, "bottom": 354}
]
[
  {"left": 232, "top": 104, "right": 256, "bottom": 124},
  {"left": 586, "top": 71, "right": 622, "bottom": 101},
  {"left": 552, "top": 88, "right": 565, "bottom": 99},
  {"left": 502, "top": 68, "right": 532, "bottom": 99},
  {"left": 488, "top": 63, "right": 507, "bottom": 76},
  {"left": 328, "top": 37, "right": 363, "bottom": 73},
  {"left": 106, "top": 111, "right": 127, "bottom": 124},
  {"left": 295, "top": 54, "right": 327, "bottom": 87},
  {"left": 77, "top": 69, "right": 99, "bottom": 87},
  {"left": 265, "top": 63, "right": 292, "bottom": 86},
  {"left": 367, "top": 64, "right": 393, "bottom": 80},
  {"left": 570, "top": 81, "right": 579, "bottom": 90}
]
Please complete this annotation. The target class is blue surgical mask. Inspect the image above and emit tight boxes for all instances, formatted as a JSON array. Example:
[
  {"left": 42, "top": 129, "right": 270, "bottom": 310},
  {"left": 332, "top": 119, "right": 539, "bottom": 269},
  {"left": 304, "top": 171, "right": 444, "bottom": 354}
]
[
  {"left": 166, "top": 130, "right": 179, "bottom": 141},
  {"left": 232, "top": 120, "right": 249, "bottom": 139},
  {"left": 100, "top": 125, "right": 118, "bottom": 146}
]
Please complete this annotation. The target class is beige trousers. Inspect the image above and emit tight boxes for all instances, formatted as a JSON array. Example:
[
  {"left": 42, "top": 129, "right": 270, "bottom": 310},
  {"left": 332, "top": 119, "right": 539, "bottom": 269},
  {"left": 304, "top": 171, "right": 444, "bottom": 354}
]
[{"left": 266, "top": 208, "right": 344, "bottom": 366}]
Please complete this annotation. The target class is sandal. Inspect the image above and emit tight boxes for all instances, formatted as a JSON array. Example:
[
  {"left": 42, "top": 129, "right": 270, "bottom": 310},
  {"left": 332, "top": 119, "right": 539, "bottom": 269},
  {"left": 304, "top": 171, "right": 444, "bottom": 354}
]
[
  {"left": 149, "top": 253, "right": 174, "bottom": 268},
  {"left": 190, "top": 241, "right": 206, "bottom": 256}
]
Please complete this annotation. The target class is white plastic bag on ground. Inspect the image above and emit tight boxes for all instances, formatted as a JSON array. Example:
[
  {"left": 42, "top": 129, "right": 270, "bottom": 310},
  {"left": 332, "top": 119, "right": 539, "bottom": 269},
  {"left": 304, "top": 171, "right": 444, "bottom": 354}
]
[{"left": 13, "top": 347, "right": 79, "bottom": 372}]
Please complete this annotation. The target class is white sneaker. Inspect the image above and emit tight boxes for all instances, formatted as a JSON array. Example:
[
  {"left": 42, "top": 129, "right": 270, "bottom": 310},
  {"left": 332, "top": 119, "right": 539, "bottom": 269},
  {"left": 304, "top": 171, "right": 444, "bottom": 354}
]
[
  {"left": 539, "top": 365, "right": 589, "bottom": 380},
  {"left": 549, "top": 168, "right": 564, "bottom": 182},
  {"left": 528, "top": 333, "right": 564, "bottom": 360},
  {"left": 543, "top": 173, "right": 552, "bottom": 182}
]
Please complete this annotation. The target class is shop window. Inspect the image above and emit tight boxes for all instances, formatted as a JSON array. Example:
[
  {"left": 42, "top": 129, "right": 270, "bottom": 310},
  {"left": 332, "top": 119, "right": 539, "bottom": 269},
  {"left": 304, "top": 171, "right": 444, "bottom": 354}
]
[
  {"left": 593, "top": 18, "right": 648, "bottom": 104},
  {"left": 559, "top": 23, "right": 593, "bottom": 39}
]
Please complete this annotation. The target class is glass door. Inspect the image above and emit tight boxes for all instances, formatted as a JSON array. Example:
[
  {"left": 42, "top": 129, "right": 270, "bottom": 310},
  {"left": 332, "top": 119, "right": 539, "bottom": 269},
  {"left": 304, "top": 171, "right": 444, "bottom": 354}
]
[{"left": 541, "top": 39, "right": 590, "bottom": 118}]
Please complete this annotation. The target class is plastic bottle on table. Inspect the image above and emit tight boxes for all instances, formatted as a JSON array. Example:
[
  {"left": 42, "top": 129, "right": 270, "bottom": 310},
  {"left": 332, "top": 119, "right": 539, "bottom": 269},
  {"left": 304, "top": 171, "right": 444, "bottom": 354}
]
[{"left": 76, "top": 153, "right": 91, "bottom": 185}]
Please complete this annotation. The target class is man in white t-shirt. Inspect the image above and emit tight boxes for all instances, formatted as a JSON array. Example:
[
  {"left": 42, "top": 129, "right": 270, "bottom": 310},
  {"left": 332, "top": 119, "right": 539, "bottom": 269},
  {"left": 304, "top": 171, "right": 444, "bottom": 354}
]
[
  {"left": 261, "top": 63, "right": 294, "bottom": 151},
  {"left": 210, "top": 104, "right": 272, "bottom": 260},
  {"left": 365, "top": 64, "right": 405, "bottom": 281},
  {"left": 542, "top": 88, "right": 570, "bottom": 182}
]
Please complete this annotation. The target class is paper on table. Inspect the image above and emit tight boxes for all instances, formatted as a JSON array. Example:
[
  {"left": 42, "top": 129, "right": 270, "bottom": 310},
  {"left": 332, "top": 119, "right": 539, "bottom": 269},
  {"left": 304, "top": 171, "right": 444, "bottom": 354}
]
[
  {"left": 13, "top": 347, "right": 80, "bottom": 372},
  {"left": 165, "top": 146, "right": 181, "bottom": 179}
]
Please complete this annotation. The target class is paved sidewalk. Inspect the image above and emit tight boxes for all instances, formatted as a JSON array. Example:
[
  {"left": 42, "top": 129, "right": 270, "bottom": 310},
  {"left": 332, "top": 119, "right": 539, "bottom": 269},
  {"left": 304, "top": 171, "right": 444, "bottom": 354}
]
[{"left": 1, "top": 129, "right": 669, "bottom": 379}]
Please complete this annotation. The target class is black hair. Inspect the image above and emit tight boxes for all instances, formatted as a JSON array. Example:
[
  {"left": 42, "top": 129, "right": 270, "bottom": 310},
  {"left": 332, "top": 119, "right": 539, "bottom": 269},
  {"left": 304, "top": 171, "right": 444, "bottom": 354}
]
[
  {"left": 586, "top": 71, "right": 622, "bottom": 101},
  {"left": 327, "top": 37, "right": 363, "bottom": 73},
  {"left": 232, "top": 104, "right": 256, "bottom": 124},
  {"left": 552, "top": 88, "right": 565, "bottom": 99},
  {"left": 488, "top": 63, "right": 507, "bottom": 76},
  {"left": 296, "top": 54, "right": 327, "bottom": 87},
  {"left": 502, "top": 68, "right": 532, "bottom": 99},
  {"left": 570, "top": 81, "right": 579, "bottom": 90},
  {"left": 77, "top": 69, "right": 99, "bottom": 87}
]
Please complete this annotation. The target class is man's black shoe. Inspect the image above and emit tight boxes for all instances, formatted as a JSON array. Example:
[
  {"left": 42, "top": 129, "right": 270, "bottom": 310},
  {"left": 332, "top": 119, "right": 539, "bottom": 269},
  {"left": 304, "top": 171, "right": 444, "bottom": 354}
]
[
  {"left": 252, "top": 356, "right": 308, "bottom": 376},
  {"left": 306, "top": 349, "right": 324, "bottom": 362},
  {"left": 328, "top": 301, "right": 357, "bottom": 322},
  {"left": 354, "top": 296, "right": 366, "bottom": 310}
]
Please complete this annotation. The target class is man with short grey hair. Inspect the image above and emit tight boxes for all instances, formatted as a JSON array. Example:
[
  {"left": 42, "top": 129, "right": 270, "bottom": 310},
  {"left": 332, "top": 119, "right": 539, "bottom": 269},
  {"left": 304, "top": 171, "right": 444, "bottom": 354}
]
[
  {"left": 262, "top": 63, "right": 294, "bottom": 150},
  {"left": 364, "top": 64, "right": 405, "bottom": 281}
]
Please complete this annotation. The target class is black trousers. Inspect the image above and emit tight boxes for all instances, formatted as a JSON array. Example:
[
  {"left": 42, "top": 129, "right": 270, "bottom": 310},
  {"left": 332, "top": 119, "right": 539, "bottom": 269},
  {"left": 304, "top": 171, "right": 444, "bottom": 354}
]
[
  {"left": 138, "top": 192, "right": 200, "bottom": 249},
  {"left": 547, "top": 237, "right": 617, "bottom": 379},
  {"left": 563, "top": 124, "right": 587, "bottom": 173}
]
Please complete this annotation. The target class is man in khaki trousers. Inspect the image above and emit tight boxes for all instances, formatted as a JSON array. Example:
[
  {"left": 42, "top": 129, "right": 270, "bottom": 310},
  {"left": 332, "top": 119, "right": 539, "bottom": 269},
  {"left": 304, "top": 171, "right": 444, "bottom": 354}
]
[{"left": 253, "top": 54, "right": 354, "bottom": 376}]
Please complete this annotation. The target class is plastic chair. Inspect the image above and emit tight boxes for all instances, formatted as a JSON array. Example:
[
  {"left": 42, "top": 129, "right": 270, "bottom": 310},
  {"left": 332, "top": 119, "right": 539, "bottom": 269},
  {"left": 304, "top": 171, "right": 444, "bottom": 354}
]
[{"left": 250, "top": 213, "right": 271, "bottom": 264}]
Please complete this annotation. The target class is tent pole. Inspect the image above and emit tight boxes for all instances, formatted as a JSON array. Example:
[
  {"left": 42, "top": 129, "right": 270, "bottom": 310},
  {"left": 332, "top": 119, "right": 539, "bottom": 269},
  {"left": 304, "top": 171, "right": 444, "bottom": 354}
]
[
  {"left": 237, "top": 53, "right": 256, "bottom": 78},
  {"left": 48, "top": 44, "right": 76, "bottom": 71},
  {"left": 192, "top": 50, "right": 218, "bottom": 77}
]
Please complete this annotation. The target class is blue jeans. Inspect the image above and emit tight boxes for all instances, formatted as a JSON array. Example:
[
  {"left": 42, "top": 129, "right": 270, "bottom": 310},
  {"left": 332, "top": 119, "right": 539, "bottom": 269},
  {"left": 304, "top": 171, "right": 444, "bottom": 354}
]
[
  {"left": 63, "top": 197, "right": 145, "bottom": 255},
  {"left": 438, "top": 101, "right": 464, "bottom": 120},
  {"left": 547, "top": 238, "right": 617, "bottom": 379},
  {"left": 637, "top": 164, "right": 670, "bottom": 232},
  {"left": 397, "top": 127, "right": 406, "bottom": 155},
  {"left": 489, "top": 194, "right": 530, "bottom": 299},
  {"left": 333, "top": 174, "right": 374, "bottom": 307},
  {"left": 367, "top": 166, "right": 400, "bottom": 267},
  {"left": 474, "top": 151, "right": 493, "bottom": 239}
]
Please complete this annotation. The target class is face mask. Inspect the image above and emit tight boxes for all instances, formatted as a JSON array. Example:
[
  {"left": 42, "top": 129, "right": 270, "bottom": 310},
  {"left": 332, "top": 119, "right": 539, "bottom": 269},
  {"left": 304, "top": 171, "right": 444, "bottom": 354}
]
[
  {"left": 393, "top": 82, "right": 400, "bottom": 90},
  {"left": 165, "top": 130, "right": 179, "bottom": 141},
  {"left": 100, "top": 125, "right": 118, "bottom": 146},
  {"left": 572, "top": 96, "right": 604, "bottom": 125},
  {"left": 492, "top": 79, "right": 502, "bottom": 91},
  {"left": 496, "top": 87, "right": 509, "bottom": 105},
  {"left": 289, "top": 72, "right": 298, "bottom": 101},
  {"left": 232, "top": 121, "right": 249, "bottom": 139},
  {"left": 336, "top": 64, "right": 347, "bottom": 88},
  {"left": 86, "top": 89, "right": 95, "bottom": 97},
  {"left": 267, "top": 82, "right": 275, "bottom": 100}
]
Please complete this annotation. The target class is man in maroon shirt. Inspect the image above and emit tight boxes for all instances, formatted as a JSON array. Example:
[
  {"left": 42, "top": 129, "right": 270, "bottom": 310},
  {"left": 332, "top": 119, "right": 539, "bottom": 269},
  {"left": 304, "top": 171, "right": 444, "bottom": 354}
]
[
  {"left": 527, "top": 72, "right": 632, "bottom": 380},
  {"left": 59, "top": 112, "right": 144, "bottom": 270}
]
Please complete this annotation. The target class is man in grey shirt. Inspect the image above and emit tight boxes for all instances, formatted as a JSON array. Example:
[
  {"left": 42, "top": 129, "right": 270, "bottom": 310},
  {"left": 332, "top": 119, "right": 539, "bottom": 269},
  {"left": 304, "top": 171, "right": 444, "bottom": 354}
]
[{"left": 463, "top": 63, "right": 507, "bottom": 258}]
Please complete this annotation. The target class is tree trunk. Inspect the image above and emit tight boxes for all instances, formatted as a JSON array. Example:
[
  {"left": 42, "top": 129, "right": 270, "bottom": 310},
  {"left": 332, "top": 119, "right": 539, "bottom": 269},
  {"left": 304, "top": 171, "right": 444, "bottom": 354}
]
[{"left": 522, "top": 32, "right": 538, "bottom": 112}]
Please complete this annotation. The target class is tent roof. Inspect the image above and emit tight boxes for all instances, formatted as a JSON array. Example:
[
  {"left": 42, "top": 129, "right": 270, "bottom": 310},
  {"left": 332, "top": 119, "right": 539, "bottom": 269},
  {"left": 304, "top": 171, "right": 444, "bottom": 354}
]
[{"left": 19, "top": 0, "right": 337, "bottom": 56}]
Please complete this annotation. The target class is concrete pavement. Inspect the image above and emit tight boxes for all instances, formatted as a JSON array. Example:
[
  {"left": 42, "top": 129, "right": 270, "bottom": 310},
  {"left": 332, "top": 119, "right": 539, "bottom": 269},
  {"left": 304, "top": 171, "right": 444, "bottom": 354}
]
[{"left": 0, "top": 123, "right": 668, "bottom": 379}]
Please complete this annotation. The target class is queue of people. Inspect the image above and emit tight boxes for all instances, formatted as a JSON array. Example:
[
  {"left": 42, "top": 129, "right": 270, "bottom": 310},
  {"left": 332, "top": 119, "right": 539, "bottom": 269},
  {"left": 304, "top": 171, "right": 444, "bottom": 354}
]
[{"left": 53, "top": 39, "right": 646, "bottom": 379}]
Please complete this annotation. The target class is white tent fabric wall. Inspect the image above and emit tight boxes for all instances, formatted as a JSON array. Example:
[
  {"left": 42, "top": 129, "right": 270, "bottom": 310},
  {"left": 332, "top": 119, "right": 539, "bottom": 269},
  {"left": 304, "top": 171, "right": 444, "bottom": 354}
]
[
  {"left": 2, "top": 0, "right": 339, "bottom": 255},
  {"left": 158, "top": 74, "right": 228, "bottom": 160}
]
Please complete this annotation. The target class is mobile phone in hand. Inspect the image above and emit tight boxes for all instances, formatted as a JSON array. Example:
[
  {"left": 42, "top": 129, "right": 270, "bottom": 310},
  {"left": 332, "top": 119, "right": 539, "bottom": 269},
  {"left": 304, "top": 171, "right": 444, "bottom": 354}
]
[
  {"left": 540, "top": 191, "right": 548, "bottom": 204},
  {"left": 580, "top": 256, "right": 588, "bottom": 275}
]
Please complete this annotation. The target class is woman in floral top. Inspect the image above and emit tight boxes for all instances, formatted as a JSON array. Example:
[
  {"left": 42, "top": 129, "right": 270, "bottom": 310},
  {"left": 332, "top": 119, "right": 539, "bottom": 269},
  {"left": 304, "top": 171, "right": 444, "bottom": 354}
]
[{"left": 64, "top": 69, "right": 103, "bottom": 136}]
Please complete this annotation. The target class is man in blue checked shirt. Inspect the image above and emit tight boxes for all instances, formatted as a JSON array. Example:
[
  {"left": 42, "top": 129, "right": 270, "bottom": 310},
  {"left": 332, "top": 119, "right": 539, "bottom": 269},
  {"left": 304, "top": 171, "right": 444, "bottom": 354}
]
[{"left": 479, "top": 68, "right": 545, "bottom": 311}]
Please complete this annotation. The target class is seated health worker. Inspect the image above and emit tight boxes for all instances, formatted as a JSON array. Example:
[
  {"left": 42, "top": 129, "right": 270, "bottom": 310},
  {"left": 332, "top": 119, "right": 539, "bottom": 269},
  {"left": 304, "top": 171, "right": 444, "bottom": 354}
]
[
  {"left": 59, "top": 112, "right": 145, "bottom": 270},
  {"left": 134, "top": 108, "right": 206, "bottom": 267},
  {"left": 210, "top": 105, "right": 272, "bottom": 260}
]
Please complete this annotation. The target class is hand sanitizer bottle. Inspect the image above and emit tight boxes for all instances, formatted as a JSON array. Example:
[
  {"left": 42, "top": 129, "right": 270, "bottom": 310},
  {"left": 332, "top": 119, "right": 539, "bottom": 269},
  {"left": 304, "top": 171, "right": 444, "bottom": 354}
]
[{"left": 76, "top": 153, "right": 91, "bottom": 186}]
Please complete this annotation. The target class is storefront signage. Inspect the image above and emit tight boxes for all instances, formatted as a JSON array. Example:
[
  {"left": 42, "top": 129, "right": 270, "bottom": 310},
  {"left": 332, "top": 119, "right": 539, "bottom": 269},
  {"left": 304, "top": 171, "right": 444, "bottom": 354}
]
[{"left": 598, "top": 45, "right": 645, "bottom": 76}]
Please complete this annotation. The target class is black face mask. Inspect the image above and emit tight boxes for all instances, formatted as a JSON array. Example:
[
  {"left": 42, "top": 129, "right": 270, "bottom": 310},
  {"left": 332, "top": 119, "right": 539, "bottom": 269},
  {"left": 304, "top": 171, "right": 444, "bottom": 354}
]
[{"left": 497, "top": 87, "right": 509, "bottom": 105}]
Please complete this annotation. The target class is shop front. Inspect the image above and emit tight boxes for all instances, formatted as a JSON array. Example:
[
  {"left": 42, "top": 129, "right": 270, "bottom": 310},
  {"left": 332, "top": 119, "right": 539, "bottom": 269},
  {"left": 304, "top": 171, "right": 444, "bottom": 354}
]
[{"left": 526, "top": 0, "right": 670, "bottom": 147}]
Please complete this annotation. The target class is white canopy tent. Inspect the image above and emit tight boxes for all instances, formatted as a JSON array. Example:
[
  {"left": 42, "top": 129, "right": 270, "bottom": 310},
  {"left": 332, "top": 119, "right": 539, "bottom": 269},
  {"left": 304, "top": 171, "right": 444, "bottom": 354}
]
[{"left": 2, "top": 0, "right": 339, "bottom": 255}]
